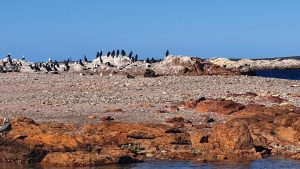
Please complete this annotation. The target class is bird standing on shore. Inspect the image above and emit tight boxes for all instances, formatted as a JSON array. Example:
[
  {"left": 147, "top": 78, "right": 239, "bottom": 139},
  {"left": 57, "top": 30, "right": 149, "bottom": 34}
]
[{"left": 0, "top": 118, "right": 11, "bottom": 138}]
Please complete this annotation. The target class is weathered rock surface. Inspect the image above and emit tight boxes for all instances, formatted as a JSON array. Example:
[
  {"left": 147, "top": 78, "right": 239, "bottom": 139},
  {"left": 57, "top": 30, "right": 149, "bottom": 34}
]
[
  {"left": 1, "top": 99, "right": 300, "bottom": 166},
  {"left": 209, "top": 57, "right": 300, "bottom": 72}
]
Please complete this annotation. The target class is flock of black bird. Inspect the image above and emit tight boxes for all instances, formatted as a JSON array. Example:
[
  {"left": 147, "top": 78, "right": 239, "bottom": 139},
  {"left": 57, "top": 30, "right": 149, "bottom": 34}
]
[
  {"left": 95, "top": 49, "right": 139, "bottom": 64},
  {"left": 0, "top": 50, "right": 171, "bottom": 73}
]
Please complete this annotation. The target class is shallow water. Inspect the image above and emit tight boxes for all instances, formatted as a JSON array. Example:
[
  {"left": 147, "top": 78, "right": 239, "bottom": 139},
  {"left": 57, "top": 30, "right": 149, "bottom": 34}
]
[
  {"left": 1, "top": 159, "right": 300, "bottom": 169},
  {"left": 255, "top": 69, "right": 300, "bottom": 80}
]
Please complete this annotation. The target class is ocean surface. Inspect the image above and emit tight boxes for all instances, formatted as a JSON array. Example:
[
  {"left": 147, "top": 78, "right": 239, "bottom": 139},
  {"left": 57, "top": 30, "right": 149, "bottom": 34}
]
[
  {"left": 254, "top": 69, "right": 300, "bottom": 80},
  {"left": 1, "top": 159, "right": 300, "bottom": 169}
]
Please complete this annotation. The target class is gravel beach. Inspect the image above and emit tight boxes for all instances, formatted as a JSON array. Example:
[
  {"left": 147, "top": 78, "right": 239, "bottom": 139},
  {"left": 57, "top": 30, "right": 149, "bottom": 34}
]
[{"left": 0, "top": 73, "right": 299, "bottom": 124}]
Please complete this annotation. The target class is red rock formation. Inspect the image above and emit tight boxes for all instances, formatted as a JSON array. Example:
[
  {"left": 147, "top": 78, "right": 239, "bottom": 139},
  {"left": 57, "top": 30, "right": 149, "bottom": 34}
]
[
  {"left": 0, "top": 99, "right": 299, "bottom": 166},
  {"left": 195, "top": 98, "right": 245, "bottom": 115}
]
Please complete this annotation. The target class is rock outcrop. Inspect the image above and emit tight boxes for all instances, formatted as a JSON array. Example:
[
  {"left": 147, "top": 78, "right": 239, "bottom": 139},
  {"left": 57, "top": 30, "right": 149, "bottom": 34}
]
[
  {"left": 0, "top": 99, "right": 299, "bottom": 166},
  {"left": 209, "top": 57, "right": 300, "bottom": 72},
  {"left": 153, "top": 56, "right": 241, "bottom": 76}
]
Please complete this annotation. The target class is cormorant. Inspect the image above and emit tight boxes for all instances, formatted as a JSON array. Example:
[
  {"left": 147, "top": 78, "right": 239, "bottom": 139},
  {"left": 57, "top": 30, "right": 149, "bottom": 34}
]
[
  {"left": 116, "top": 50, "right": 120, "bottom": 57},
  {"left": 99, "top": 51, "right": 102, "bottom": 58},
  {"left": 96, "top": 52, "right": 100, "bottom": 59},
  {"left": 134, "top": 54, "right": 138, "bottom": 62},
  {"left": 84, "top": 55, "right": 88, "bottom": 62},
  {"left": 64, "top": 60, "right": 70, "bottom": 70},
  {"left": 165, "top": 50, "right": 169, "bottom": 57},
  {"left": 54, "top": 60, "right": 59, "bottom": 68},
  {"left": 111, "top": 50, "right": 115, "bottom": 58},
  {"left": 121, "top": 50, "right": 126, "bottom": 56},
  {"left": 107, "top": 52, "right": 111, "bottom": 57},
  {"left": 79, "top": 59, "right": 84, "bottom": 66},
  {"left": 151, "top": 57, "right": 155, "bottom": 63},
  {"left": 128, "top": 51, "right": 133, "bottom": 58},
  {"left": 34, "top": 64, "right": 41, "bottom": 71}
]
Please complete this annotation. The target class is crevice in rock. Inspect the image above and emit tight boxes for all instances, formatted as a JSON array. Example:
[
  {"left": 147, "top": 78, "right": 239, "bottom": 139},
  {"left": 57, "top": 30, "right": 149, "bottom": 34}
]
[
  {"left": 200, "top": 136, "right": 209, "bottom": 143},
  {"left": 254, "top": 145, "right": 272, "bottom": 156}
]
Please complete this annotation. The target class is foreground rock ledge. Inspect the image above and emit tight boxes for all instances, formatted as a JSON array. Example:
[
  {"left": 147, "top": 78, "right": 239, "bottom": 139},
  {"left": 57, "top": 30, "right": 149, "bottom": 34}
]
[{"left": 0, "top": 100, "right": 299, "bottom": 167}]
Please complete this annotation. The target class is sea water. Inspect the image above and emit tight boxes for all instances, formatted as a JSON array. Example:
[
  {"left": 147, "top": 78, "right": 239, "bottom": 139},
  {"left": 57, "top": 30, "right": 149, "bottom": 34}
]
[{"left": 1, "top": 158, "right": 300, "bottom": 169}]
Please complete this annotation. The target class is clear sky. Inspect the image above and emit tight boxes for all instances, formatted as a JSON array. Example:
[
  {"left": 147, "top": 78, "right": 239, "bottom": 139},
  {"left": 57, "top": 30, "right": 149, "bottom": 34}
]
[{"left": 1, "top": 0, "right": 300, "bottom": 62}]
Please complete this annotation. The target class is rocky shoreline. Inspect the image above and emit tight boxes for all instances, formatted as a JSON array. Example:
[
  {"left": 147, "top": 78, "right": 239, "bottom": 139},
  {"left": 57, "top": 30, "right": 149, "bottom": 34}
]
[
  {"left": 0, "top": 55, "right": 299, "bottom": 167},
  {"left": 0, "top": 97, "right": 299, "bottom": 167}
]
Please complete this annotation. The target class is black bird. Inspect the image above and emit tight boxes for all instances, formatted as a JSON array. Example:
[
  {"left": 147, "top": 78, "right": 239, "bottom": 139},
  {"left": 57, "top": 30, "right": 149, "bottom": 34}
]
[
  {"left": 121, "top": 50, "right": 126, "bottom": 56},
  {"left": 96, "top": 52, "right": 100, "bottom": 59},
  {"left": 165, "top": 50, "right": 169, "bottom": 57},
  {"left": 54, "top": 60, "right": 60, "bottom": 68},
  {"left": 79, "top": 59, "right": 84, "bottom": 66},
  {"left": 84, "top": 55, "right": 88, "bottom": 62},
  {"left": 34, "top": 64, "right": 41, "bottom": 71},
  {"left": 44, "top": 64, "right": 52, "bottom": 72},
  {"left": 128, "top": 51, "right": 133, "bottom": 59},
  {"left": 99, "top": 51, "right": 102, "bottom": 58},
  {"left": 146, "top": 57, "right": 150, "bottom": 63},
  {"left": 134, "top": 54, "right": 138, "bottom": 62},
  {"left": 111, "top": 50, "right": 115, "bottom": 58},
  {"left": 116, "top": 50, "right": 120, "bottom": 57},
  {"left": 151, "top": 57, "right": 155, "bottom": 63},
  {"left": 64, "top": 60, "right": 70, "bottom": 70},
  {"left": 107, "top": 52, "right": 111, "bottom": 57}
]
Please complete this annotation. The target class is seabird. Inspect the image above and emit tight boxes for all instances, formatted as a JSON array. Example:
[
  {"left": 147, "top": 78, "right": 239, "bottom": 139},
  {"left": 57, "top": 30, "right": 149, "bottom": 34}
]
[
  {"left": 84, "top": 55, "right": 88, "bottom": 62},
  {"left": 79, "top": 59, "right": 84, "bottom": 66},
  {"left": 99, "top": 51, "right": 102, "bottom": 58},
  {"left": 111, "top": 50, "right": 115, "bottom": 58},
  {"left": 107, "top": 52, "right": 111, "bottom": 57},
  {"left": 128, "top": 51, "right": 133, "bottom": 59},
  {"left": 116, "top": 50, "right": 120, "bottom": 57},
  {"left": 134, "top": 54, "right": 138, "bottom": 62},
  {"left": 96, "top": 52, "right": 100, "bottom": 59},
  {"left": 165, "top": 50, "right": 169, "bottom": 57},
  {"left": 121, "top": 50, "right": 126, "bottom": 56}
]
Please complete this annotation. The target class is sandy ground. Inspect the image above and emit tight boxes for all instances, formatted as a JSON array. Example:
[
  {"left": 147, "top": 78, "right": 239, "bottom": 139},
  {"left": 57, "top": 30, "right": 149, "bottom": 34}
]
[{"left": 0, "top": 72, "right": 299, "bottom": 124}]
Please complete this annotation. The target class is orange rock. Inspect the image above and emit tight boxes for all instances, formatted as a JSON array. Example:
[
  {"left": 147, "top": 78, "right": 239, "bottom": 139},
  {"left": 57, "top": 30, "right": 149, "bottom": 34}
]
[
  {"left": 209, "top": 120, "right": 254, "bottom": 151},
  {"left": 184, "top": 97, "right": 206, "bottom": 109},
  {"left": 196, "top": 99, "right": 245, "bottom": 115}
]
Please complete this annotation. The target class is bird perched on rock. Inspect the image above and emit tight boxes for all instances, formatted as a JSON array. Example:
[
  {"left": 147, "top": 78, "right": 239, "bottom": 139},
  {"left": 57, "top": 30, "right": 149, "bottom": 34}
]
[
  {"left": 128, "top": 51, "right": 133, "bottom": 59},
  {"left": 116, "top": 50, "right": 120, "bottom": 57},
  {"left": 165, "top": 50, "right": 169, "bottom": 57},
  {"left": 0, "top": 118, "right": 11, "bottom": 138}
]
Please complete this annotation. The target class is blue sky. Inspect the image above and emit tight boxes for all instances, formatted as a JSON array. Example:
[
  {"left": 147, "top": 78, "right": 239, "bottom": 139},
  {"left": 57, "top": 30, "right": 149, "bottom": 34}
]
[{"left": 1, "top": 0, "right": 300, "bottom": 61}]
